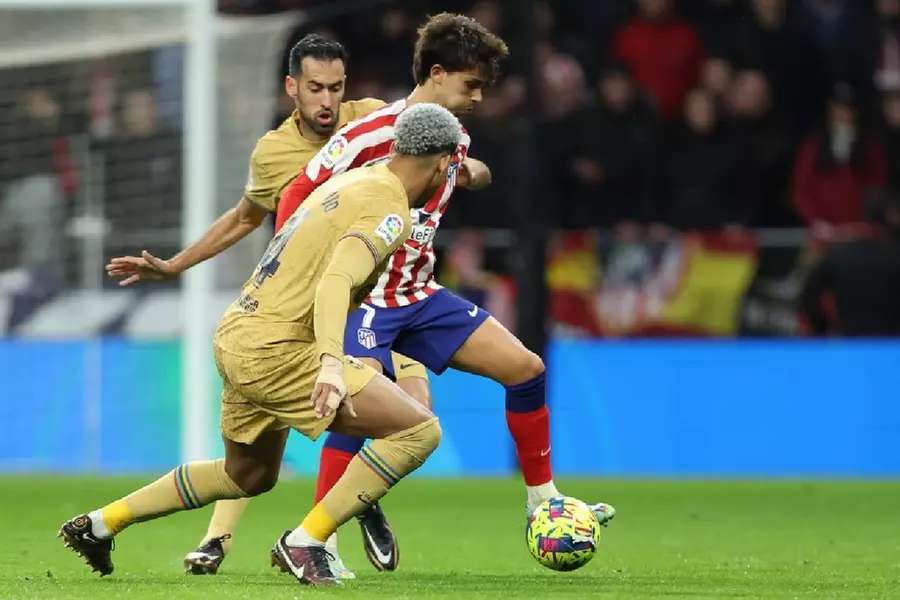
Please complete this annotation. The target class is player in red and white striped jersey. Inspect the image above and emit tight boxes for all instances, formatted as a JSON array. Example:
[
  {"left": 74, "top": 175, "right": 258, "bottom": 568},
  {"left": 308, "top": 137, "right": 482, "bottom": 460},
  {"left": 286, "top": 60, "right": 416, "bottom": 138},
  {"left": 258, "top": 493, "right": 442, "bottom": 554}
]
[
  {"left": 278, "top": 13, "right": 616, "bottom": 574},
  {"left": 277, "top": 97, "right": 471, "bottom": 307}
]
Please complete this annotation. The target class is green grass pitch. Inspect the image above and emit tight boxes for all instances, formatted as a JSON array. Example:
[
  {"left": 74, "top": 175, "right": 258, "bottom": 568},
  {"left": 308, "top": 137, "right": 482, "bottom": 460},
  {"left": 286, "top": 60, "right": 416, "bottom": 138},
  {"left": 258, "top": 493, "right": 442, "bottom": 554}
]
[{"left": 1, "top": 476, "right": 898, "bottom": 599}]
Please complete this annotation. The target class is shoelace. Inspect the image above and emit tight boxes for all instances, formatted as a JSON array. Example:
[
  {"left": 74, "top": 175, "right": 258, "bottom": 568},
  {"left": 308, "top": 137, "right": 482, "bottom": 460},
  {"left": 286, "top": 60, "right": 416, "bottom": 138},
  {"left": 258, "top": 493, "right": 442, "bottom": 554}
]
[
  {"left": 203, "top": 533, "right": 232, "bottom": 551},
  {"left": 309, "top": 547, "right": 336, "bottom": 577}
]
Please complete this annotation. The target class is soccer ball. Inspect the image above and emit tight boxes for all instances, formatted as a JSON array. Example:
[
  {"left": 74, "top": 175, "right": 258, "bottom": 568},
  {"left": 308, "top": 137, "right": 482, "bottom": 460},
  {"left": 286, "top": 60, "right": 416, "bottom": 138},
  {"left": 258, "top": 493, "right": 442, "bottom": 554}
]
[{"left": 526, "top": 496, "right": 601, "bottom": 571}]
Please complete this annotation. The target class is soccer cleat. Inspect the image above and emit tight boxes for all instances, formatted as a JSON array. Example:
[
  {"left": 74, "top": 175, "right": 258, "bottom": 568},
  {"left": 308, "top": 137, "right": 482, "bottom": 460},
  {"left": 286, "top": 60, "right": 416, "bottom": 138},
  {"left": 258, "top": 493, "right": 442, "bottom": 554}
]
[
  {"left": 270, "top": 530, "right": 339, "bottom": 586},
  {"left": 58, "top": 514, "right": 114, "bottom": 576},
  {"left": 589, "top": 502, "right": 617, "bottom": 527},
  {"left": 328, "top": 552, "right": 356, "bottom": 580},
  {"left": 183, "top": 533, "right": 231, "bottom": 574},
  {"left": 357, "top": 502, "right": 399, "bottom": 571}
]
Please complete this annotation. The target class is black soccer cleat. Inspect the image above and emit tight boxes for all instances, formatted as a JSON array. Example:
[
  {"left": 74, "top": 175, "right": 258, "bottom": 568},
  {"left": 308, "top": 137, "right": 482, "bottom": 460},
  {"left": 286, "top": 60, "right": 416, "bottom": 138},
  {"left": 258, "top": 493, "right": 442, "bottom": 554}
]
[
  {"left": 183, "top": 533, "right": 231, "bottom": 575},
  {"left": 270, "top": 530, "right": 339, "bottom": 586},
  {"left": 58, "top": 514, "right": 114, "bottom": 576},
  {"left": 357, "top": 502, "right": 399, "bottom": 571}
]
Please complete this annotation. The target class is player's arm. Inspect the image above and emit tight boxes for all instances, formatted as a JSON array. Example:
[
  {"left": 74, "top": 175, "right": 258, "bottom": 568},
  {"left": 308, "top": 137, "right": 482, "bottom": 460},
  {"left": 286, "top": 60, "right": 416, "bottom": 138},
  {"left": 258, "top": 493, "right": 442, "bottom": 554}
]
[
  {"left": 105, "top": 196, "right": 268, "bottom": 286},
  {"left": 312, "top": 206, "right": 407, "bottom": 418},
  {"left": 456, "top": 156, "right": 491, "bottom": 190}
]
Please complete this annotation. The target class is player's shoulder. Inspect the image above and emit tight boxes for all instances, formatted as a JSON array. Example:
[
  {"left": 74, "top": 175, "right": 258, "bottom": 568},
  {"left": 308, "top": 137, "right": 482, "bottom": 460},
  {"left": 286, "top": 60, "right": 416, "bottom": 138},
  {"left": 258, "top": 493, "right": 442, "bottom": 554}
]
[
  {"left": 251, "top": 114, "right": 301, "bottom": 162},
  {"left": 340, "top": 98, "right": 388, "bottom": 123},
  {"left": 342, "top": 165, "right": 404, "bottom": 201}
]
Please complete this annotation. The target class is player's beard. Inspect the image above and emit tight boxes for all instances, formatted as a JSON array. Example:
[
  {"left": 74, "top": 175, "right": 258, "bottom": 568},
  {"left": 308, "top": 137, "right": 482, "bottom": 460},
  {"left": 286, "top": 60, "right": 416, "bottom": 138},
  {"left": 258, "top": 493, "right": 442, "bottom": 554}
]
[{"left": 301, "top": 108, "right": 339, "bottom": 137}]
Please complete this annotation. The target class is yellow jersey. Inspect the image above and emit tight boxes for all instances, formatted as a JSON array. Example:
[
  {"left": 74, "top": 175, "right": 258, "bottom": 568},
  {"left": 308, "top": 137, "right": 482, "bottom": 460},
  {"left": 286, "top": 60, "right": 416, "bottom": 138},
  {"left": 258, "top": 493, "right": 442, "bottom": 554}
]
[{"left": 217, "top": 164, "right": 411, "bottom": 356}]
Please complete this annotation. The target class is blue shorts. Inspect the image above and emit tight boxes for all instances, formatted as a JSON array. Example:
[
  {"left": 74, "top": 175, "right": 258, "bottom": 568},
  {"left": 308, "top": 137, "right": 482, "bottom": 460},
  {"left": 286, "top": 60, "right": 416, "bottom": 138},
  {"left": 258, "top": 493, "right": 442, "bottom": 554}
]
[{"left": 344, "top": 288, "right": 489, "bottom": 379}]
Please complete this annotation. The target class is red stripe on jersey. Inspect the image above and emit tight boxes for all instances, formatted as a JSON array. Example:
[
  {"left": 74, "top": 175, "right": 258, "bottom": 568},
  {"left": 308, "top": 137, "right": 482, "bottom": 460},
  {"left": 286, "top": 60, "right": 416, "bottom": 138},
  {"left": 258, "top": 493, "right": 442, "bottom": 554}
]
[
  {"left": 275, "top": 103, "right": 405, "bottom": 230},
  {"left": 382, "top": 247, "right": 408, "bottom": 308}
]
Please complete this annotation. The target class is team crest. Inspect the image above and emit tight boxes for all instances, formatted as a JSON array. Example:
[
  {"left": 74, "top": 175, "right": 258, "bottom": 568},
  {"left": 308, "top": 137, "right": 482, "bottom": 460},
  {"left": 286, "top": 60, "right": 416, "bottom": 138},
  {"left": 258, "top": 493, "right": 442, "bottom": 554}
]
[
  {"left": 357, "top": 327, "right": 377, "bottom": 350},
  {"left": 375, "top": 214, "right": 404, "bottom": 246},
  {"left": 320, "top": 135, "right": 347, "bottom": 169}
]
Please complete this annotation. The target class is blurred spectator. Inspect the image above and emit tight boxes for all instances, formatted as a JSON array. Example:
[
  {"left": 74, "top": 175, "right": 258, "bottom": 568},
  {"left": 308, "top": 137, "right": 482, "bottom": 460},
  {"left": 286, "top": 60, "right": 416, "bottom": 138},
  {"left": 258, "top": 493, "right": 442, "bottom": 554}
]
[
  {"left": 0, "top": 87, "right": 67, "bottom": 285},
  {"left": 611, "top": 0, "right": 705, "bottom": 120},
  {"left": 725, "top": 70, "right": 796, "bottom": 226},
  {"left": 661, "top": 87, "right": 759, "bottom": 229},
  {"left": 535, "top": 42, "right": 587, "bottom": 121},
  {"left": 801, "top": 190, "right": 900, "bottom": 335},
  {"left": 98, "top": 89, "right": 181, "bottom": 266},
  {"left": 882, "top": 89, "right": 900, "bottom": 191},
  {"left": 796, "top": 0, "right": 871, "bottom": 95},
  {"left": 734, "top": 0, "right": 826, "bottom": 134},
  {"left": 558, "top": 63, "right": 659, "bottom": 227},
  {"left": 791, "top": 83, "right": 887, "bottom": 227},
  {"left": 870, "top": 0, "right": 900, "bottom": 91},
  {"left": 699, "top": 54, "right": 734, "bottom": 104}
]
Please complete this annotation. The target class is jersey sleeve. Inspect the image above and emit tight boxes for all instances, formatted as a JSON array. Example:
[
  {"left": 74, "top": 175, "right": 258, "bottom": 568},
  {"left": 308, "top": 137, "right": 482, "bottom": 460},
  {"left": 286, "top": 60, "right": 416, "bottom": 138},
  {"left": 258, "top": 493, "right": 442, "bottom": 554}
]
[
  {"left": 342, "top": 186, "right": 410, "bottom": 266},
  {"left": 243, "top": 143, "right": 279, "bottom": 212}
]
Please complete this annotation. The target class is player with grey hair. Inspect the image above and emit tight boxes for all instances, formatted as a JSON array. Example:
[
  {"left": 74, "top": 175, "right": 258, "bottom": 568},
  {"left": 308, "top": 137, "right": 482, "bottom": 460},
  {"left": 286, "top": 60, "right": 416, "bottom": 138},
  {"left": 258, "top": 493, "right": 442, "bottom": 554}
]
[{"left": 393, "top": 102, "right": 462, "bottom": 157}]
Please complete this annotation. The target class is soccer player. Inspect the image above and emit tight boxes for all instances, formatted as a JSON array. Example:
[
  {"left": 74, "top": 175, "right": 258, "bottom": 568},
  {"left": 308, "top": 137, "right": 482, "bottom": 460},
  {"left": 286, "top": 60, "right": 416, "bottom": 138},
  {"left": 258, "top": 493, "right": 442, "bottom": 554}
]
[
  {"left": 59, "top": 102, "right": 462, "bottom": 587},
  {"left": 275, "top": 12, "right": 616, "bottom": 571},
  {"left": 104, "top": 34, "right": 428, "bottom": 577}
]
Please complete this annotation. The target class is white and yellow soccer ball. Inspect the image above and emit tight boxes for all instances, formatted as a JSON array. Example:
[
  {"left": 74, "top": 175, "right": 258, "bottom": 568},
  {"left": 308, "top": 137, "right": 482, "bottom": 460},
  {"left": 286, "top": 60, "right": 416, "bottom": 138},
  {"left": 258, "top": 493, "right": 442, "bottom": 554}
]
[{"left": 526, "top": 496, "right": 601, "bottom": 571}]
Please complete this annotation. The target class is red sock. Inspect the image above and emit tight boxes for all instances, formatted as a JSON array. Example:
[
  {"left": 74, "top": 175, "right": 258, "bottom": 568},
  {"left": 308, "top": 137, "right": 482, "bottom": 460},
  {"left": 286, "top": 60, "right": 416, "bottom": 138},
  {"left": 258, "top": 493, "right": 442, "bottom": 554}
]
[
  {"left": 505, "top": 405, "right": 553, "bottom": 486},
  {"left": 313, "top": 433, "right": 365, "bottom": 503}
]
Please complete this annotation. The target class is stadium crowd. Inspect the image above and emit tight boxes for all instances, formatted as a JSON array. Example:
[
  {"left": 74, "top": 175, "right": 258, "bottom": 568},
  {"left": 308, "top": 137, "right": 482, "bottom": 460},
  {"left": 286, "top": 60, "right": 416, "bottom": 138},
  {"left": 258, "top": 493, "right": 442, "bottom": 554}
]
[{"left": 1, "top": 0, "right": 899, "bottom": 336}]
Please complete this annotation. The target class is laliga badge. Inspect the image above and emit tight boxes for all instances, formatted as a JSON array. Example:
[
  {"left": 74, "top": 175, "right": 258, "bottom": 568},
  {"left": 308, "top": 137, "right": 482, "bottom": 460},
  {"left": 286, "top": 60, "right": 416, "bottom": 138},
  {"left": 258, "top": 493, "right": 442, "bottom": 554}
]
[
  {"left": 375, "top": 214, "right": 404, "bottom": 246},
  {"left": 320, "top": 135, "right": 347, "bottom": 170}
]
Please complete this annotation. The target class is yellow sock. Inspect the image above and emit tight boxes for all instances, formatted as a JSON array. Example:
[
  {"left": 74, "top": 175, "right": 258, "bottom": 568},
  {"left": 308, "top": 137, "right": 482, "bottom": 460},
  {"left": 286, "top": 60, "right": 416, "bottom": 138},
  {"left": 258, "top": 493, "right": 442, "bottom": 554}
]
[
  {"left": 93, "top": 459, "right": 246, "bottom": 536},
  {"left": 99, "top": 500, "right": 133, "bottom": 537},
  {"left": 319, "top": 417, "right": 441, "bottom": 527},
  {"left": 300, "top": 503, "right": 339, "bottom": 542}
]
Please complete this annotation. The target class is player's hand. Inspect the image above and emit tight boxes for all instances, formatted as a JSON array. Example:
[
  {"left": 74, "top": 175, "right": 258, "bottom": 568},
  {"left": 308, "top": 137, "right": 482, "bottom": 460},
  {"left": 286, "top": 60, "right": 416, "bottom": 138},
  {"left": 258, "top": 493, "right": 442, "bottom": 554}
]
[
  {"left": 105, "top": 251, "right": 180, "bottom": 286},
  {"left": 313, "top": 354, "right": 349, "bottom": 419}
]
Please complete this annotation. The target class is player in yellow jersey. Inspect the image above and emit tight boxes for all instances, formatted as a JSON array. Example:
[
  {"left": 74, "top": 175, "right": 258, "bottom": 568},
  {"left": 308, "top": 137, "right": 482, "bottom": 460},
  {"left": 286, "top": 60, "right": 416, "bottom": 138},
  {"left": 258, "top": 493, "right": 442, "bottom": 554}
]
[
  {"left": 104, "top": 34, "right": 427, "bottom": 576},
  {"left": 60, "top": 103, "right": 462, "bottom": 587}
]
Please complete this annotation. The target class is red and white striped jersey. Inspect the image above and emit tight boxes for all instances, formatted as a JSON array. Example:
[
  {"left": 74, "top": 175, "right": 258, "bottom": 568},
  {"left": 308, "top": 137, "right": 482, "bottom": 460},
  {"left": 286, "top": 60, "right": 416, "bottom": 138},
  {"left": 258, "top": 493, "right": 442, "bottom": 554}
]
[{"left": 276, "top": 99, "right": 471, "bottom": 307}]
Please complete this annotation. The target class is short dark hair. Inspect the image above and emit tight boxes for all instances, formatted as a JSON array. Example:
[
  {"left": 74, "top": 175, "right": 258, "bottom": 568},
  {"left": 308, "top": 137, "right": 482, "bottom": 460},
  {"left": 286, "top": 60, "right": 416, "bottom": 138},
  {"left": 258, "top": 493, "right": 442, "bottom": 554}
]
[
  {"left": 288, "top": 34, "right": 348, "bottom": 77},
  {"left": 412, "top": 13, "right": 509, "bottom": 85}
]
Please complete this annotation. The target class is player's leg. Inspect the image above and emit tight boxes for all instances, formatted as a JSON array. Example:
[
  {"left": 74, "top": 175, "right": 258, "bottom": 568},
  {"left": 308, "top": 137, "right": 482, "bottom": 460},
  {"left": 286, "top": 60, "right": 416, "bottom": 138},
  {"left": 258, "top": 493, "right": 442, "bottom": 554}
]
[
  {"left": 313, "top": 302, "right": 428, "bottom": 573},
  {"left": 313, "top": 354, "right": 428, "bottom": 574},
  {"left": 183, "top": 498, "right": 250, "bottom": 574},
  {"left": 272, "top": 369, "right": 440, "bottom": 586},
  {"left": 180, "top": 428, "right": 290, "bottom": 573},
  {"left": 448, "top": 314, "right": 616, "bottom": 523},
  {"left": 60, "top": 428, "right": 286, "bottom": 576},
  {"left": 391, "top": 290, "right": 615, "bottom": 523}
]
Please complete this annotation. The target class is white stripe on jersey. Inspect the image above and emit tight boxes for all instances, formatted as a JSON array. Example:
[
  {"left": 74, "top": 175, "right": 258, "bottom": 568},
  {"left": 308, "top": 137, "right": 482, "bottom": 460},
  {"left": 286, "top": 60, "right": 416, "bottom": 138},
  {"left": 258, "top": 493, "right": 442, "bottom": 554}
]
[{"left": 305, "top": 100, "right": 405, "bottom": 180}]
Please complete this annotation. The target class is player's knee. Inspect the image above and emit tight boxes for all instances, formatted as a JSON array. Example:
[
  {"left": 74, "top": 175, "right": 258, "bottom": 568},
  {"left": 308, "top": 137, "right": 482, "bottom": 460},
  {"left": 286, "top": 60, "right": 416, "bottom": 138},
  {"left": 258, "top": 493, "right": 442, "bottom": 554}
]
[
  {"left": 417, "top": 416, "right": 442, "bottom": 457},
  {"left": 504, "top": 350, "right": 545, "bottom": 386},
  {"left": 226, "top": 462, "right": 279, "bottom": 497}
]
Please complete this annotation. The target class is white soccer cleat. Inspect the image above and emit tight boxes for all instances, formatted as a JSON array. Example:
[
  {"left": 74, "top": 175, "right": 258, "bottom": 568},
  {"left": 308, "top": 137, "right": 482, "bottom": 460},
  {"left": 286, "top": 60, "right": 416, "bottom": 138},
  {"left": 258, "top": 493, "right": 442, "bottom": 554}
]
[
  {"left": 589, "top": 502, "right": 617, "bottom": 527},
  {"left": 328, "top": 553, "right": 356, "bottom": 580}
]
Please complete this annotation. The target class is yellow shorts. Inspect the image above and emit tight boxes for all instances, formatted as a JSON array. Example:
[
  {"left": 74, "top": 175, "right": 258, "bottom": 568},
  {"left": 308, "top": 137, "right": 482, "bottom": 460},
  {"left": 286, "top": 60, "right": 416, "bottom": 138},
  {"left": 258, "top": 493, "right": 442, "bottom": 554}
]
[
  {"left": 214, "top": 342, "right": 377, "bottom": 444},
  {"left": 389, "top": 352, "right": 428, "bottom": 380}
]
